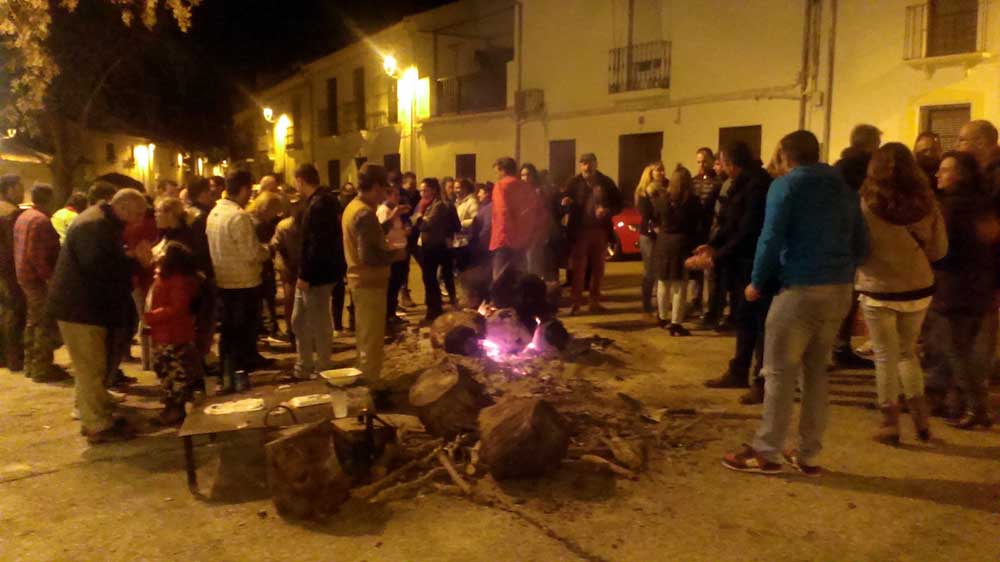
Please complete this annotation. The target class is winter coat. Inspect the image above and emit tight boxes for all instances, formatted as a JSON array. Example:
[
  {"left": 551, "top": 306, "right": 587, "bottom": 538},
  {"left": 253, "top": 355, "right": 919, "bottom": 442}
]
[
  {"left": 708, "top": 165, "right": 772, "bottom": 266},
  {"left": 561, "top": 171, "right": 623, "bottom": 241},
  {"left": 47, "top": 203, "right": 135, "bottom": 327},
  {"left": 855, "top": 200, "right": 947, "bottom": 300},
  {"left": 145, "top": 273, "right": 199, "bottom": 345},
  {"left": 932, "top": 186, "right": 998, "bottom": 315},
  {"left": 298, "top": 186, "right": 346, "bottom": 285}
]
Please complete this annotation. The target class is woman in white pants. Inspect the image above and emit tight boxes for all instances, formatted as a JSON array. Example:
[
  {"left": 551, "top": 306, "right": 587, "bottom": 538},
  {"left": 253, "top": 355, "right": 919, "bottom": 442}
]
[
  {"left": 855, "top": 143, "right": 947, "bottom": 444},
  {"left": 651, "top": 165, "right": 702, "bottom": 336}
]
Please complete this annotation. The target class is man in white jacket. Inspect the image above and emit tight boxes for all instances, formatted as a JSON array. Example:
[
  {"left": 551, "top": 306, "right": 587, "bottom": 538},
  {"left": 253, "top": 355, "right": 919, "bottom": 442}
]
[{"left": 207, "top": 170, "right": 270, "bottom": 390}]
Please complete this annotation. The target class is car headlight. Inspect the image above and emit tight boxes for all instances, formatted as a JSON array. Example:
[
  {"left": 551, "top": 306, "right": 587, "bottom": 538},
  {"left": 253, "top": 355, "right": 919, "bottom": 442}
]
[
  {"left": 626, "top": 224, "right": 639, "bottom": 232},
  {"left": 616, "top": 221, "right": 625, "bottom": 228}
]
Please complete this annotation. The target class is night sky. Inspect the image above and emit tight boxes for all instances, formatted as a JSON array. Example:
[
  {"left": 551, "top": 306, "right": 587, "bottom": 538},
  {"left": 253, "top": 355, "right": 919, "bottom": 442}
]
[{"left": 49, "top": 0, "right": 450, "bottom": 151}]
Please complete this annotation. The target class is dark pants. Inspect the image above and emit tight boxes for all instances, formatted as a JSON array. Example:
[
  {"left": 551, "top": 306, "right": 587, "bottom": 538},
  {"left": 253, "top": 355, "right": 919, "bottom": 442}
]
[
  {"left": 219, "top": 286, "right": 261, "bottom": 375},
  {"left": 728, "top": 260, "right": 771, "bottom": 382},
  {"left": 639, "top": 235, "right": 656, "bottom": 313},
  {"left": 705, "top": 264, "right": 728, "bottom": 323},
  {"left": 259, "top": 262, "right": 279, "bottom": 335},
  {"left": 0, "top": 279, "right": 25, "bottom": 370},
  {"left": 421, "top": 245, "right": 451, "bottom": 320},
  {"left": 387, "top": 259, "right": 408, "bottom": 318},
  {"left": 570, "top": 228, "right": 608, "bottom": 306},
  {"left": 924, "top": 308, "right": 996, "bottom": 416}
]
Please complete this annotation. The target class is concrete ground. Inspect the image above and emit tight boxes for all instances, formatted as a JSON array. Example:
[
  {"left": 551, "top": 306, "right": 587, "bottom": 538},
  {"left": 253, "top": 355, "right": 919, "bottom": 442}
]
[{"left": 1, "top": 260, "right": 998, "bottom": 562}]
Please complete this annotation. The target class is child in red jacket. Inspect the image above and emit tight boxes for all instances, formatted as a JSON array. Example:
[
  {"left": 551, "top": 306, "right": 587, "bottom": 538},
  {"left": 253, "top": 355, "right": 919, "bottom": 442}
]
[{"left": 145, "top": 241, "right": 203, "bottom": 425}]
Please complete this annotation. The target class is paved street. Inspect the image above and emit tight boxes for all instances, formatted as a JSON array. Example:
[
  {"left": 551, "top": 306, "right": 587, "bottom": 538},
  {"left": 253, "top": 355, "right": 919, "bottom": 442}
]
[{"left": 1, "top": 260, "right": 998, "bottom": 562}]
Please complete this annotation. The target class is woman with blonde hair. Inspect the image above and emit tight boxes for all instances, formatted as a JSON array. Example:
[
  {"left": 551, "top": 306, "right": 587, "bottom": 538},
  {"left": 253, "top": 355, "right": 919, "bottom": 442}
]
[
  {"left": 856, "top": 142, "right": 947, "bottom": 444},
  {"left": 765, "top": 142, "right": 790, "bottom": 179},
  {"left": 635, "top": 162, "right": 667, "bottom": 315},
  {"left": 652, "top": 164, "right": 702, "bottom": 336}
]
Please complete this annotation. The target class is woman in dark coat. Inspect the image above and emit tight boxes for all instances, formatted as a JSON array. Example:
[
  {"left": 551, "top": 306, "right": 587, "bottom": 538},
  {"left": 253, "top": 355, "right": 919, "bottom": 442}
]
[
  {"left": 652, "top": 165, "right": 702, "bottom": 336},
  {"left": 636, "top": 162, "right": 667, "bottom": 315}
]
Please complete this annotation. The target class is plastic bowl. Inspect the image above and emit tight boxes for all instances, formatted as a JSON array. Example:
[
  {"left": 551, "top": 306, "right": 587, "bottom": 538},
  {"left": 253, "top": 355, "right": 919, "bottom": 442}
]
[{"left": 319, "top": 367, "right": 363, "bottom": 387}]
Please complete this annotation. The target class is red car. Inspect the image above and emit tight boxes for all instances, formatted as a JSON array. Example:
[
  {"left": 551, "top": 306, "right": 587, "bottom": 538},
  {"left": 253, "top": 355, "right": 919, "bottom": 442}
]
[{"left": 609, "top": 207, "right": 642, "bottom": 260}]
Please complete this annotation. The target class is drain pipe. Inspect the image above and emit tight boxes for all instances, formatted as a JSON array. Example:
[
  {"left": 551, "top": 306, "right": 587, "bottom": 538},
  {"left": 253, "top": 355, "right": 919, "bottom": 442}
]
[
  {"left": 821, "top": 0, "right": 838, "bottom": 161},
  {"left": 513, "top": 1, "right": 524, "bottom": 163},
  {"left": 798, "top": 0, "right": 812, "bottom": 130}
]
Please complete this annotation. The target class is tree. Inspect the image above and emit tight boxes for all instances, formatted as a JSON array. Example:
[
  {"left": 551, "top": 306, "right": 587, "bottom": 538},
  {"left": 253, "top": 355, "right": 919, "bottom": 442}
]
[{"left": 0, "top": 0, "right": 200, "bottom": 200}]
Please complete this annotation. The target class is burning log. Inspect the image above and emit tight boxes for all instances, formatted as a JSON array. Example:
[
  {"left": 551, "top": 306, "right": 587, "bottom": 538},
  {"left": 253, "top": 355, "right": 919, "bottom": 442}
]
[
  {"left": 530, "top": 319, "right": 570, "bottom": 353},
  {"left": 485, "top": 308, "right": 533, "bottom": 356},
  {"left": 490, "top": 269, "right": 553, "bottom": 327},
  {"left": 429, "top": 310, "right": 485, "bottom": 356},
  {"left": 478, "top": 398, "right": 570, "bottom": 480},
  {"left": 265, "top": 421, "right": 352, "bottom": 520},
  {"left": 409, "top": 362, "right": 492, "bottom": 438}
]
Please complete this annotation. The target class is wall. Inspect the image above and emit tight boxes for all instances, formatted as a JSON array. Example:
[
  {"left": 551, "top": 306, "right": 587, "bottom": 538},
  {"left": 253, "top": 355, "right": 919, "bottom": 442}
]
[{"left": 827, "top": 0, "right": 1000, "bottom": 156}]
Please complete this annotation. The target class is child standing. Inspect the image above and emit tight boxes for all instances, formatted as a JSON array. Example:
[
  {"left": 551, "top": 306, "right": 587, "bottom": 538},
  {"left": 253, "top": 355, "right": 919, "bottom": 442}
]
[{"left": 145, "top": 241, "right": 204, "bottom": 425}]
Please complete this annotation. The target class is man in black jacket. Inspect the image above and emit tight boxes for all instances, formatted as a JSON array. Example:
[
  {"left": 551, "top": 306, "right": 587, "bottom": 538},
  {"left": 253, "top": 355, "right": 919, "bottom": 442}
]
[
  {"left": 693, "top": 142, "right": 772, "bottom": 403},
  {"left": 831, "top": 124, "right": 881, "bottom": 369},
  {"left": 291, "top": 164, "right": 345, "bottom": 378},
  {"left": 49, "top": 188, "right": 149, "bottom": 444},
  {"left": 561, "top": 153, "right": 623, "bottom": 315}
]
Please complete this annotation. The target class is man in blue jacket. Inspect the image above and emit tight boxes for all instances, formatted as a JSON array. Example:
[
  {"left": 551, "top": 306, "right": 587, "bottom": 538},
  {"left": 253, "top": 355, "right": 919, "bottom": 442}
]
[{"left": 723, "top": 130, "right": 868, "bottom": 476}]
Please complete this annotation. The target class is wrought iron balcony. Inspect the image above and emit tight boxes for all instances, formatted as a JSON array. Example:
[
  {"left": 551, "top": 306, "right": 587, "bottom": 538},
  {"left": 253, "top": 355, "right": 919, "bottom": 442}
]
[
  {"left": 434, "top": 73, "right": 507, "bottom": 116},
  {"left": 609, "top": 40, "right": 671, "bottom": 94}
]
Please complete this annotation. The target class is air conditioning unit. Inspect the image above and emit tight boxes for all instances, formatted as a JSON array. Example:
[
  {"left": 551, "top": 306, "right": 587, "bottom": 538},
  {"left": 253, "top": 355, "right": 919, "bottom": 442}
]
[{"left": 515, "top": 89, "right": 544, "bottom": 117}]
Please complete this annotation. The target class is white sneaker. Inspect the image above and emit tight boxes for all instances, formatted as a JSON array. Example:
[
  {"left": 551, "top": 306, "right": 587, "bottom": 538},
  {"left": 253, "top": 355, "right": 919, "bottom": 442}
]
[
  {"left": 108, "top": 390, "right": 127, "bottom": 403},
  {"left": 71, "top": 407, "right": 80, "bottom": 420}
]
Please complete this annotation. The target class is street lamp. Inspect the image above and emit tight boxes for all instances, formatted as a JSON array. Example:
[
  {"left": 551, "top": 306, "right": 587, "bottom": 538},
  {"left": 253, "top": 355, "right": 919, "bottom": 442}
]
[
  {"left": 263, "top": 107, "right": 275, "bottom": 123},
  {"left": 383, "top": 55, "right": 419, "bottom": 173},
  {"left": 382, "top": 55, "right": 399, "bottom": 79},
  {"left": 1, "top": 128, "right": 16, "bottom": 140}
]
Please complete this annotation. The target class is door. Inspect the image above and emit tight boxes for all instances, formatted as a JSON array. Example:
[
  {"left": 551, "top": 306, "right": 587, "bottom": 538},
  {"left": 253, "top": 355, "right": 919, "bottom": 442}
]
[
  {"left": 718, "top": 125, "right": 762, "bottom": 160},
  {"left": 549, "top": 139, "right": 576, "bottom": 190},
  {"left": 618, "top": 132, "right": 663, "bottom": 205},
  {"left": 456, "top": 154, "right": 476, "bottom": 181},
  {"left": 327, "top": 159, "right": 340, "bottom": 188}
]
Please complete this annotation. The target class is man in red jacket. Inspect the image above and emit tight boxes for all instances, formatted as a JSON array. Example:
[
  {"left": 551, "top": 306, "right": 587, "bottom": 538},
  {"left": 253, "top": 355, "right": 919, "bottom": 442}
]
[
  {"left": 14, "top": 184, "right": 68, "bottom": 382},
  {"left": 490, "top": 156, "right": 538, "bottom": 280}
]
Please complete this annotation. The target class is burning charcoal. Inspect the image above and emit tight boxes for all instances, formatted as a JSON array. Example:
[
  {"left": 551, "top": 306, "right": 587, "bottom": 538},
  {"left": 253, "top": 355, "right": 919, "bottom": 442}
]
[
  {"left": 478, "top": 397, "right": 570, "bottom": 480},
  {"left": 429, "top": 311, "right": 485, "bottom": 356},
  {"left": 485, "top": 308, "right": 533, "bottom": 356},
  {"left": 490, "top": 269, "right": 552, "bottom": 328},
  {"left": 409, "top": 361, "right": 493, "bottom": 438}
]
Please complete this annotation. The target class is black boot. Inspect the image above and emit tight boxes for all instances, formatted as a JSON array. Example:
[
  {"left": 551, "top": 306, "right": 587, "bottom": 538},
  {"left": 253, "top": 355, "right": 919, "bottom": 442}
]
[{"left": 705, "top": 362, "right": 749, "bottom": 389}]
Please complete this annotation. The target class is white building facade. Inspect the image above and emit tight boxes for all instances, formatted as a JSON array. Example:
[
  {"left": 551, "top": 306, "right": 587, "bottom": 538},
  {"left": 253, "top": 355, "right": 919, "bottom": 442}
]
[{"left": 236, "top": 0, "right": 1000, "bottom": 199}]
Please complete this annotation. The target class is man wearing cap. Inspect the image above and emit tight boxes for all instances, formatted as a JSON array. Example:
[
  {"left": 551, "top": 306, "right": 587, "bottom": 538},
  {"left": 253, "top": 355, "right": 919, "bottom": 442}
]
[{"left": 560, "top": 153, "right": 623, "bottom": 315}]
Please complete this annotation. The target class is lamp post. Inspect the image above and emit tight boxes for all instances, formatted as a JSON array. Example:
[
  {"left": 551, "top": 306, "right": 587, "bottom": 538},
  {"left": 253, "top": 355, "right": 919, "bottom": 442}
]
[{"left": 383, "top": 55, "right": 419, "bottom": 174}]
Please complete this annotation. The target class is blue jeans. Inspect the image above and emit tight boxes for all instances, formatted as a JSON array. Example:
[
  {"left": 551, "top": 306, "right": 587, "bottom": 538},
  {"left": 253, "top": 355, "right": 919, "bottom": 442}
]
[
  {"left": 752, "top": 284, "right": 853, "bottom": 465},
  {"left": 291, "top": 283, "right": 334, "bottom": 375}
]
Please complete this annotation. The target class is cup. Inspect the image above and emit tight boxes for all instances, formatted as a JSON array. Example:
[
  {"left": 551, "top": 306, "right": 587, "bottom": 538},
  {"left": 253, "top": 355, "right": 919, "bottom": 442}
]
[{"left": 331, "top": 389, "right": 348, "bottom": 418}]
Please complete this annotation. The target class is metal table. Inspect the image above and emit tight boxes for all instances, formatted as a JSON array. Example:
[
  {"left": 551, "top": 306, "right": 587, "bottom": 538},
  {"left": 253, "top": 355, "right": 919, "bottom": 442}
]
[{"left": 177, "top": 380, "right": 366, "bottom": 493}]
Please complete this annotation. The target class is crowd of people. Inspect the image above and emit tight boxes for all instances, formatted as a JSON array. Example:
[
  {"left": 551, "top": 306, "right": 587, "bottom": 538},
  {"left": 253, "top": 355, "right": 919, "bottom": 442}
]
[{"left": 1, "top": 117, "right": 998, "bottom": 464}]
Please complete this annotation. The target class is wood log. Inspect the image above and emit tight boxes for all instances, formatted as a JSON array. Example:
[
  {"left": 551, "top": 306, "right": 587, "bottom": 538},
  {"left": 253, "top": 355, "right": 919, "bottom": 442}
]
[
  {"left": 478, "top": 398, "right": 570, "bottom": 480},
  {"left": 409, "top": 362, "right": 492, "bottom": 438},
  {"left": 265, "top": 421, "right": 352, "bottom": 521},
  {"left": 429, "top": 311, "right": 486, "bottom": 356}
]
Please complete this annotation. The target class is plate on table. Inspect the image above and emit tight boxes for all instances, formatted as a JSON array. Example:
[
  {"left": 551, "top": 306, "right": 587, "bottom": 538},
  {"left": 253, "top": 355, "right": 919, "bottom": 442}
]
[{"left": 319, "top": 367, "right": 363, "bottom": 387}]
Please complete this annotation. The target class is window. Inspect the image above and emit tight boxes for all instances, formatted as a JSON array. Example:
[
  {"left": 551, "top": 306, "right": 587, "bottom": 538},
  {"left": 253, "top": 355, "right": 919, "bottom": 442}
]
[
  {"left": 326, "top": 78, "right": 339, "bottom": 136},
  {"left": 608, "top": 0, "right": 670, "bottom": 92},
  {"left": 718, "top": 125, "right": 763, "bottom": 160},
  {"left": 549, "top": 140, "right": 576, "bottom": 189},
  {"left": 456, "top": 154, "right": 476, "bottom": 181},
  {"left": 327, "top": 160, "right": 340, "bottom": 188},
  {"left": 928, "top": 0, "right": 979, "bottom": 57},
  {"left": 921, "top": 103, "right": 971, "bottom": 150},
  {"left": 905, "top": 0, "right": 982, "bottom": 60},
  {"left": 353, "top": 67, "right": 366, "bottom": 131},
  {"left": 105, "top": 143, "right": 116, "bottom": 164},
  {"left": 383, "top": 153, "right": 401, "bottom": 173}
]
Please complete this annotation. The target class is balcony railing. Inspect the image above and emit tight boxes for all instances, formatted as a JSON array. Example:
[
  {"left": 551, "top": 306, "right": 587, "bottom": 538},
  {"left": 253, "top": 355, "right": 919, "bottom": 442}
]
[
  {"left": 904, "top": 1, "right": 986, "bottom": 60},
  {"left": 434, "top": 73, "right": 507, "bottom": 116},
  {"left": 609, "top": 40, "right": 671, "bottom": 94}
]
